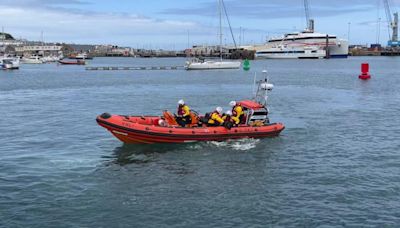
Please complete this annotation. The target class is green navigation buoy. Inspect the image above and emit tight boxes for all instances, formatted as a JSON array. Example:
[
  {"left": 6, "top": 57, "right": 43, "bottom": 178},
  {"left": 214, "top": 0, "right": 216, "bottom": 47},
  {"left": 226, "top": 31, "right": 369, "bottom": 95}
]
[{"left": 243, "top": 59, "right": 250, "bottom": 71}]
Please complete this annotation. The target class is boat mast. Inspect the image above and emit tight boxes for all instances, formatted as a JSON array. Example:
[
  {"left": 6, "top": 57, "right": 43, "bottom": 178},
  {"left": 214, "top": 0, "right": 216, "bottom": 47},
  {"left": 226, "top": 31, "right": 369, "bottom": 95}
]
[
  {"left": 221, "top": 0, "right": 237, "bottom": 49},
  {"left": 219, "top": 0, "right": 222, "bottom": 61},
  {"left": 1, "top": 26, "right": 4, "bottom": 47}
]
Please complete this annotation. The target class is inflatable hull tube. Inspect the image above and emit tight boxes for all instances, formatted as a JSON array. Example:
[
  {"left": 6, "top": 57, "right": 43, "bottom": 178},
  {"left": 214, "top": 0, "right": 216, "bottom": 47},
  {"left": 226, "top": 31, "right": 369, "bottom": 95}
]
[{"left": 96, "top": 114, "right": 285, "bottom": 144}]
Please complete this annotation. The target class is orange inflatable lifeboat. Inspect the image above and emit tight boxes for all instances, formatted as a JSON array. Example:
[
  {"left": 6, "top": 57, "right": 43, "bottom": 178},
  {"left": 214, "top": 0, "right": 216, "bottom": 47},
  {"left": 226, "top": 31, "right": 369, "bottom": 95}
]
[
  {"left": 96, "top": 70, "right": 285, "bottom": 144},
  {"left": 96, "top": 100, "right": 284, "bottom": 144}
]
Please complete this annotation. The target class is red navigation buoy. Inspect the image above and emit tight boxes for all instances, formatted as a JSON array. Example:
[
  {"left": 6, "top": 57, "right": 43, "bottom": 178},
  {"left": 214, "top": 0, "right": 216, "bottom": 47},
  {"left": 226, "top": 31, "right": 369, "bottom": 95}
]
[{"left": 359, "top": 63, "right": 371, "bottom": 80}]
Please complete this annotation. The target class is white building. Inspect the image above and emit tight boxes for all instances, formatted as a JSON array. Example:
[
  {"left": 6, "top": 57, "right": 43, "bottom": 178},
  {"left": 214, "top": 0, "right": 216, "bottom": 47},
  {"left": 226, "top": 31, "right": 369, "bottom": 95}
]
[{"left": 14, "top": 45, "right": 62, "bottom": 52}]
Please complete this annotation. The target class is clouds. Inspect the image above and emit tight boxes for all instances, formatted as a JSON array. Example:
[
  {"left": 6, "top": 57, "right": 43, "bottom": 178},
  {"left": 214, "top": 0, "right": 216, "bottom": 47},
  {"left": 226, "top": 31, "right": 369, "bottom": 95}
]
[
  {"left": 0, "top": 0, "right": 399, "bottom": 48},
  {"left": 0, "top": 0, "right": 89, "bottom": 7},
  {"left": 160, "top": 0, "right": 379, "bottom": 19},
  {"left": 0, "top": 0, "right": 90, "bottom": 14},
  {"left": 0, "top": 1, "right": 207, "bottom": 47}
]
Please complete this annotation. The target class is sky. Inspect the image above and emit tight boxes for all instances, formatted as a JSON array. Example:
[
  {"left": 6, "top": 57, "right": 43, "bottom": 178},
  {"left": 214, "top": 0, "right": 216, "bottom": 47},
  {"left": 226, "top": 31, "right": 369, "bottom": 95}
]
[{"left": 0, "top": 0, "right": 399, "bottom": 49}]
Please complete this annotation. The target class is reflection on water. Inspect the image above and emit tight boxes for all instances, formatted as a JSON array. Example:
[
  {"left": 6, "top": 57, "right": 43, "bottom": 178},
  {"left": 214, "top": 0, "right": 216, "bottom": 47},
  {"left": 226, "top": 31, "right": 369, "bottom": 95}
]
[
  {"left": 109, "top": 143, "right": 192, "bottom": 165},
  {"left": 108, "top": 136, "right": 266, "bottom": 165},
  {"left": 159, "top": 161, "right": 195, "bottom": 175},
  {"left": 108, "top": 138, "right": 262, "bottom": 165},
  {"left": 107, "top": 143, "right": 197, "bottom": 175}
]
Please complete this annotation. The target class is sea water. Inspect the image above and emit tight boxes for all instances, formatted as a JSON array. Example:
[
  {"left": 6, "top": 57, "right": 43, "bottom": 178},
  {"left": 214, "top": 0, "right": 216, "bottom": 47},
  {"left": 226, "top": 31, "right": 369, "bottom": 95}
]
[{"left": 1, "top": 57, "right": 399, "bottom": 227}]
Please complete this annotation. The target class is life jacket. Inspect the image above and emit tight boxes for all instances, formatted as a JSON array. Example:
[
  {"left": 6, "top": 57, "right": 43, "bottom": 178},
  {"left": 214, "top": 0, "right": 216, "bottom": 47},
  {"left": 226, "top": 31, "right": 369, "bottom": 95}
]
[
  {"left": 208, "top": 111, "right": 224, "bottom": 124},
  {"left": 210, "top": 111, "right": 219, "bottom": 118},
  {"left": 177, "top": 105, "right": 190, "bottom": 116},
  {"left": 232, "top": 105, "right": 243, "bottom": 118}
]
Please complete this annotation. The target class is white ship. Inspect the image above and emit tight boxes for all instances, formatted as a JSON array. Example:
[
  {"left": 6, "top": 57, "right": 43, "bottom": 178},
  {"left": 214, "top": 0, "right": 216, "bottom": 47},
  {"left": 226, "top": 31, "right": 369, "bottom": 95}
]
[
  {"left": 254, "top": 0, "right": 348, "bottom": 60},
  {"left": 255, "top": 45, "right": 326, "bottom": 59},
  {"left": 254, "top": 27, "right": 348, "bottom": 59}
]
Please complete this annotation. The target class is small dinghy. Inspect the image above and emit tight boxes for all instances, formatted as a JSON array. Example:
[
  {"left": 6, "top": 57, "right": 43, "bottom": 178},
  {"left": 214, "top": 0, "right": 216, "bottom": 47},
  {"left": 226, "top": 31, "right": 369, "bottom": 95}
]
[{"left": 58, "top": 59, "right": 86, "bottom": 65}]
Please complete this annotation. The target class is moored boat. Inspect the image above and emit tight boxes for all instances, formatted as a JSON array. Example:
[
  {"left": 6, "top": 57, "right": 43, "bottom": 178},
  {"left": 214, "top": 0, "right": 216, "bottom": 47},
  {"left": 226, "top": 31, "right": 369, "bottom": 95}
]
[
  {"left": 184, "top": 0, "right": 241, "bottom": 70},
  {"left": 251, "top": 30, "right": 348, "bottom": 59},
  {"left": 21, "top": 55, "right": 43, "bottom": 64},
  {"left": 42, "top": 55, "right": 62, "bottom": 63},
  {"left": 185, "top": 58, "right": 241, "bottom": 70},
  {"left": 1, "top": 56, "right": 20, "bottom": 69},
  {"left": 58, "top": 59, "right": 86, "bottom": 65},
  {"left": 69, "top": 53, "right": 93, "bottom": 60}
]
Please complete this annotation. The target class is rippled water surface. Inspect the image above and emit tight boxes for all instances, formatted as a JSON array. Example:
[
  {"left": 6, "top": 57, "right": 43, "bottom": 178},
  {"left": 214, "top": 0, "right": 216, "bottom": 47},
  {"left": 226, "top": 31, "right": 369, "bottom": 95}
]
[{"left": 1, "top": 57, "right": 400, "bottom": 227}]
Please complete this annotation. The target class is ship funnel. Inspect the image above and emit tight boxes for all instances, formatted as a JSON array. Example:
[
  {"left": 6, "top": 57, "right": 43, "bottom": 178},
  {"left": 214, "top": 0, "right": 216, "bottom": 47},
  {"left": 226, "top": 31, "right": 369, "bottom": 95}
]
[{"left": 308, "top": 19, "right": 314, "bottom": 32}]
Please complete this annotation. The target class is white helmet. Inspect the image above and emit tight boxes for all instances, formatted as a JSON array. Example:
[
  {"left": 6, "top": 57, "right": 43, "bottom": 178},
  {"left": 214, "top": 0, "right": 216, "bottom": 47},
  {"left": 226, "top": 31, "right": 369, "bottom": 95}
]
[
  {"left": 229, "top": 101, "right": 236, "bottom": 107},
  {"left": 225, "top": 110, "right": 232, "bottom": 116},
  {"left": 216, "top": 107, "right": 223, "bottom": 114},
  {"left": 178, "top": 99, "right": 185, "bottom": 105}
]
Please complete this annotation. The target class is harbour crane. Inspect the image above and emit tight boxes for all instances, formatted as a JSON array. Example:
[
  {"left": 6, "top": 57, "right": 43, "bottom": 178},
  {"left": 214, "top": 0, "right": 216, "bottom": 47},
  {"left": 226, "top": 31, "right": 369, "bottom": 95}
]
[
  {"left": 303, "top": 0, "right": 314, "bottom": 32},
  {"left": 383, "top": 0, "right": 399, "bottom": 47}
]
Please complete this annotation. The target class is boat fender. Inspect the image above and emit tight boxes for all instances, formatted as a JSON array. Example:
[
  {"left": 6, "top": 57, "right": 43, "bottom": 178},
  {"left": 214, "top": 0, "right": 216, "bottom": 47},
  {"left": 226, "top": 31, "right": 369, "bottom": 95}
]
[
  {"left": 158, "top": 119, "right": 167, "bottom": 127},
  {"left": 100, "top": 113, "right": 111, "bottom": 119}
]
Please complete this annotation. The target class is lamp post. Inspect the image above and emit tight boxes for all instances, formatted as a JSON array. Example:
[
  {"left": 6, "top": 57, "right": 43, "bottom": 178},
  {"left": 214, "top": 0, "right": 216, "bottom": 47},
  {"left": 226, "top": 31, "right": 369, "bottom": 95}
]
[
  {"left": 347, "top": 22, "right": 351, "bottom": 42},
  {"left": 377, "top": 17, "right": 381, "bottom": 44},
  {"left": 239, "top": 26, "right": 242, "bottom": 46}
]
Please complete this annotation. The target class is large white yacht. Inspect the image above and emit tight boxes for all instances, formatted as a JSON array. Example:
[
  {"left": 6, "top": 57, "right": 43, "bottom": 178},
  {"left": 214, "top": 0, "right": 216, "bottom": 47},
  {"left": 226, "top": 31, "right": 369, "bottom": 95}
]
[
  {"left": 255, "top": 45, "right": 326, "bottom": 59},
  {"left": 254, "top": 29, "right": 348, "bottom": 59}
]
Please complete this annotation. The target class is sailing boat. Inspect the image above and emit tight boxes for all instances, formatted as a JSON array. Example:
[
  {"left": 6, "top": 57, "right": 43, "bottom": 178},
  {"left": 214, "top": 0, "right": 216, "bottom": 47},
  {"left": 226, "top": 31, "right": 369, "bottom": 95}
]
[{"left": 185, "top": 0, "right": 241, "bottom": 70}]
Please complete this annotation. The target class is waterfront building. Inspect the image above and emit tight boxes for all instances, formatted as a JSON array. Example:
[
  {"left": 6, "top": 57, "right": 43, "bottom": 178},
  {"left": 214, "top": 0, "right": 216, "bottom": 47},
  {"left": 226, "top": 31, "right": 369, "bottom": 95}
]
[
  {"left": 0, "top": 32, "right": 24, "bottom": 47},
  {"left": 15, "top": 45, "right": 63, "bottom": 57},
  {"left": 93, "top": 45, "right": 136, "bottom": 57}
]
